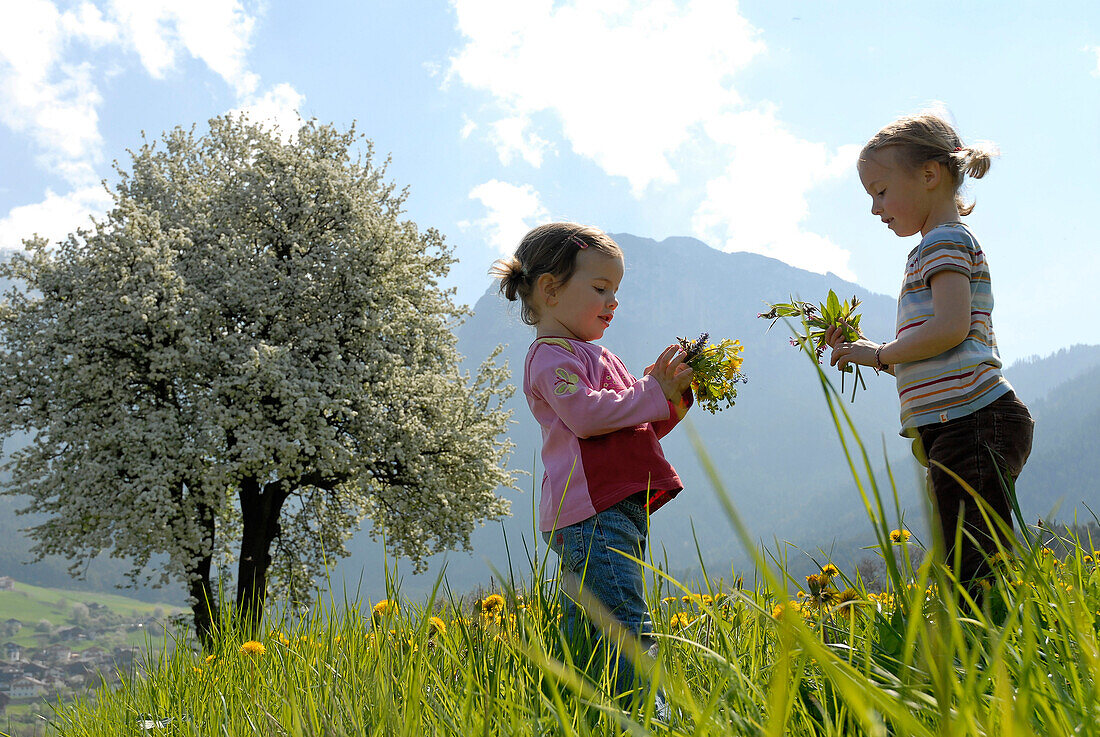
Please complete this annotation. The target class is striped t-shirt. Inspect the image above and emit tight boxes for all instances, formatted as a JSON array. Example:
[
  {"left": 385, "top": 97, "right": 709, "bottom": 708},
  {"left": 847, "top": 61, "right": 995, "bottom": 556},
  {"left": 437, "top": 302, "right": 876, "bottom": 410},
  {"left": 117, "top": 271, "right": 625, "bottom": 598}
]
[{"left": 894, "top": 222, "right": 1012, "bottom": 430}]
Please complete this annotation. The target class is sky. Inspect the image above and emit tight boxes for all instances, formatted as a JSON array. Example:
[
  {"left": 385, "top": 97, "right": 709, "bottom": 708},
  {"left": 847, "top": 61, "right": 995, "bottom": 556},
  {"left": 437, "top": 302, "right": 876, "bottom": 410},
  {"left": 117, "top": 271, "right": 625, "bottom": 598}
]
[{"left": 1, "top": 0, "right": 1098, "bottom": 363}]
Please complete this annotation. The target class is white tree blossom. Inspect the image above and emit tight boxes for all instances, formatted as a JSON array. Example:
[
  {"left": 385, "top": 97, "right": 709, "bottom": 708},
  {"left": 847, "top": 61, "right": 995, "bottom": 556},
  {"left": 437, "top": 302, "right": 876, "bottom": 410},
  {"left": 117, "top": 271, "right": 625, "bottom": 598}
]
[{"left": 0, "top": 117, "right": 515, "bottom": 641}]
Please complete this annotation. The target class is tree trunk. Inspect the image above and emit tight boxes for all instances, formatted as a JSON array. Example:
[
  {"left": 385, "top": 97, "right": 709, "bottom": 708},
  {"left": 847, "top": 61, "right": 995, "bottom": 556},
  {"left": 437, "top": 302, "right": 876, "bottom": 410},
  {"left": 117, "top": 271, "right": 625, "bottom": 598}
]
[
  {"left": 236, "top": 476, "right": 286, "bottom": 637},
  {"left": 188, "top": 567, "right": 217, "bottom": 650},
  {"left": 187, "top": 499, "right": 218, "bottom": 650}
]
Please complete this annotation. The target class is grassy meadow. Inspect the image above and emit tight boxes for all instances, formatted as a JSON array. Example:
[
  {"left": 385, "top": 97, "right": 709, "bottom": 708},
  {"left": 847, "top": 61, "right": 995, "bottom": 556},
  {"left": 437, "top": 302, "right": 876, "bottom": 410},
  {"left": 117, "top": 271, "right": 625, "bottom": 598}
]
[{"left": 19, "top": 378, "right": 1100, "bottom": 737}]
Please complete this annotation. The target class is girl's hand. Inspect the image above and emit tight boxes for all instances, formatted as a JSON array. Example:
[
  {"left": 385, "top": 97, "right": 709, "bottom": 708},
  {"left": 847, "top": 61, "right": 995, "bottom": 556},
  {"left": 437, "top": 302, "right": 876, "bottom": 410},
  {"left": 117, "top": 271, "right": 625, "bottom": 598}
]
[
  {"left": 645, "top": 345, "right": 694, "bottom": 403},
  {"left": 824, "top": 322, "right": 864, "bottom": 348},
  {"left": 829, "top": 338, "right": 880, "bottom": 371}
]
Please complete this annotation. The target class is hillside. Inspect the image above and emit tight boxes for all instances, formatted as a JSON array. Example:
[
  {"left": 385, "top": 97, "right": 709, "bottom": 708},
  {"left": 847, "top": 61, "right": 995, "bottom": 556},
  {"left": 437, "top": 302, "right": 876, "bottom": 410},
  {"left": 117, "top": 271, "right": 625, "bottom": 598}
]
[{"left": 0, "top": 580, "right": 182, "bottom": 641}]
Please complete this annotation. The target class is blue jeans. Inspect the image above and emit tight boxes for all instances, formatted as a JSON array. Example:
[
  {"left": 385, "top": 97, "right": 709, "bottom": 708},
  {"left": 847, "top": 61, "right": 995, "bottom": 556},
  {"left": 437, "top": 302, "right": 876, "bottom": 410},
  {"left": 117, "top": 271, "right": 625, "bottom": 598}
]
[{"left": 544, "top": 494, "right": 655, "bottom": 699}]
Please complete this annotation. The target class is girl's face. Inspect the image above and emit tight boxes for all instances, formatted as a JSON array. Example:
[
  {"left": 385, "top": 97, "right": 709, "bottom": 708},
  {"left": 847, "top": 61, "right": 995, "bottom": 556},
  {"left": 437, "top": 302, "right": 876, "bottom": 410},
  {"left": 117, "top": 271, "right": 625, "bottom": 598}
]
[
  {"left": 858, "top": 148, "right": 937, "bottom": 238},
  {"left": 537, "top": 249, "right": 623, "bottom": 341}
]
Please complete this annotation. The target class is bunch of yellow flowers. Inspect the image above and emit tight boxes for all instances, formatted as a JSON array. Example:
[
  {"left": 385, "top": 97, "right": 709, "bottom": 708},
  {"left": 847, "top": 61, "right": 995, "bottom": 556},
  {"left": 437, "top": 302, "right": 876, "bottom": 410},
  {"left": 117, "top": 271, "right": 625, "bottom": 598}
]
[{"left": 677, "top": 332, "right": 747, "bottom": 414}]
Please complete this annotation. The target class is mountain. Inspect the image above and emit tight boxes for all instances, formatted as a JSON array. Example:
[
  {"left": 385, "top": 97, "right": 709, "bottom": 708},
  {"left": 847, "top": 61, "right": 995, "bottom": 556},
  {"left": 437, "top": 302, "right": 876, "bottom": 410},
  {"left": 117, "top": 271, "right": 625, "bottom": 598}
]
[{"left": 2, "top": 237, "right": 1097, "bottom": 601}]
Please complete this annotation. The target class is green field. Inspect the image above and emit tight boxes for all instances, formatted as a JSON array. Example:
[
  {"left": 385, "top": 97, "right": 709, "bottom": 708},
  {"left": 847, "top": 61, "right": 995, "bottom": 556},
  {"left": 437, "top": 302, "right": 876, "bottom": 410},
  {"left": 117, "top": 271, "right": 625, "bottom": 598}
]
[{"left": 0, "top": 580, "right": 184, "bottom": 648}]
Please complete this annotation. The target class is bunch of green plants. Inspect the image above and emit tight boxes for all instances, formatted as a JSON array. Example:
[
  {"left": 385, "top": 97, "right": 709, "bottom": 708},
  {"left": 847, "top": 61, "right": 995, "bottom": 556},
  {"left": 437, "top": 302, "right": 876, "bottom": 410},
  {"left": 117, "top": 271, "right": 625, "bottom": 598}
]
[
  {"left": 759, "top": 289, "right": 869, "bottom": 401},
  {"left": 677, "top": 332, "right": 747, "bottom": 413}
]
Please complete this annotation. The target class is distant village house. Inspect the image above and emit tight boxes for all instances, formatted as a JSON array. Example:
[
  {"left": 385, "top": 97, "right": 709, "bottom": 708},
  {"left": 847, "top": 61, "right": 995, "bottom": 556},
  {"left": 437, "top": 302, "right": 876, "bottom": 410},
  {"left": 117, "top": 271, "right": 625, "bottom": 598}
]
[{"left": 10, "top": 677, "right": 48, "bottom": 699}]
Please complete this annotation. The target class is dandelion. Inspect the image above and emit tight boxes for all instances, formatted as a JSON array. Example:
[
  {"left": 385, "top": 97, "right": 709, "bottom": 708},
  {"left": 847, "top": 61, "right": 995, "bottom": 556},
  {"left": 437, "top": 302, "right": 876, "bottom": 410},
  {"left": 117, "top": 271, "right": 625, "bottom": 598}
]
[
  {"left": 890, "top": 529, "right": 912, "bottom": 544},
  {"left": 239, "top": 641, "right": 266, "bottom": 656},
  {"left": 481, "top": 594, "right": 505, "bottom": 613},
  {"left": 661, "top": 596, "right": 679, "bottom": 606},
  {"left": 669, "top": 612, "right": 695, "bottom": 630},
  {"left": 204, "top": 654, "right": 216, "bottom": 664},
  {"left": 821, "top": 564, "right": 839, "bottom": 579},
  {"left": 772, "top": 601, "right": 803, "bottom": 620},
  {"left": 805, "top": 573, "right": 831, "bottom": 596},
  {"left": 192, "top": 667, "right": 202, "bottom": 674},
  {"left": 428, "top": 616, "right": 447, "bottom": 638},
  {"left": 372, "top": 600, "right": 393, "bottom": 620},
  {"left": 835, "top": 588, "right": 861, "bottom": 606}
]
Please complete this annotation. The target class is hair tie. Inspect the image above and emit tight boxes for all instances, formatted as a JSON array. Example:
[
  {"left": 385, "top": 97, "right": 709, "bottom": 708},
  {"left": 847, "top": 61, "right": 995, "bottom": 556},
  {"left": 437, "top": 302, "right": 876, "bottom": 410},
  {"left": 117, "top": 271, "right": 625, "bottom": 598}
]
[
  {"left": 953, "top": 146, "right": 964, "bottom": 152},
  {"left": 572, "top": 237, "right": 588, "bottom": 249}
]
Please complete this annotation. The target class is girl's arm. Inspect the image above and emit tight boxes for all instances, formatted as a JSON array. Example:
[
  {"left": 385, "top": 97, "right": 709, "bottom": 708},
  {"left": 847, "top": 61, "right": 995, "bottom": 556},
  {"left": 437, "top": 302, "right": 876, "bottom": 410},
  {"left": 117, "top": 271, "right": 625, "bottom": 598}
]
[
  {"left": 827, "top": 271, "right": 971, "bottom": 371},
  {"left": 529, "top": 345, "right": 672, "bottom": 438},
  {"left": 651, "top": 390, "right": 693, "bottom": 439}
]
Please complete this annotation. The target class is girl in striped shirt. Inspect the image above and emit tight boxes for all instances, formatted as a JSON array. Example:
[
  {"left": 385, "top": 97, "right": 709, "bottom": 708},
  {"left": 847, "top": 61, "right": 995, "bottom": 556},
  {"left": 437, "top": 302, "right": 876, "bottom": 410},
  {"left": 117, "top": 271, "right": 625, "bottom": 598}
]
[{"left": 827, "top": 113, "right": 1033, "bottom": 601}]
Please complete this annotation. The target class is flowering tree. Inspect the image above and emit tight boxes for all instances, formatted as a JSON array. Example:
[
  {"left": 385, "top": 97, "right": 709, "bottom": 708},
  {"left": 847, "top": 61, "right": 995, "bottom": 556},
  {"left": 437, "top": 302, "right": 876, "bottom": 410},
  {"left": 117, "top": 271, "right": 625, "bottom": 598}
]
[{"left": 0, "top": 118, "right": 515, "bottom": 644}]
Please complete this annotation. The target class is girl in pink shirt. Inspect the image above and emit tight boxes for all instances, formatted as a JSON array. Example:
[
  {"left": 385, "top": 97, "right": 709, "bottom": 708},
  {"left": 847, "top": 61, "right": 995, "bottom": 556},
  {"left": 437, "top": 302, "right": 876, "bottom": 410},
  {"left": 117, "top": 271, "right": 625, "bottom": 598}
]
[{"left": 491, "top": 222, "right": 693, "bottom": 710}]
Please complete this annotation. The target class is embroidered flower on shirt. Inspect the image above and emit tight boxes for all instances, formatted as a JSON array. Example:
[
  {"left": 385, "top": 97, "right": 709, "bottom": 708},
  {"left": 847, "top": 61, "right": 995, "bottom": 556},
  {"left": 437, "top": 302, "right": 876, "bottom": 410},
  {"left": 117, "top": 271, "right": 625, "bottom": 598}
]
[{"left": 553, "top": 368, "right": 580, "bottom": 395}]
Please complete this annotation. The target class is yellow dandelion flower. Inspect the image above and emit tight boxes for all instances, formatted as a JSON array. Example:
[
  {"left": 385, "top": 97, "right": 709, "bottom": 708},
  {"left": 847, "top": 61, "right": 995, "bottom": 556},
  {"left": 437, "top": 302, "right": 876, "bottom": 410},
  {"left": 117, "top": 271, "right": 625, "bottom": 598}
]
[
  {"left": 1083, "top": 556, "right": 1093, "bottom": 564},
  {"left": 204, "top": 654, "right": 216, "bottom": 664},
  {"left": 192, "top": 666, "right": 202, "bottom": 674},
  {"left": 701, "top": 594, "right": 714, "bottom": 606},
  {"left": 334, "top": 635, "right": 342, "bottom": 644},
  {"left": 772, "top": 601, "right": 798, "bottom": 619},
  {"left": 889, "top": 529, "right": 911, "bottom": 544},
  {"left": 482, "top": 594, "right": 505, "bottom": 613},
  {"left": 661, "top": 596, "right": 679, "bottom": 606},
  {"left": 669, "top": 612, "right": 695, "bottom": 629},
  {"left": 239, "top": 640, "right": 266, "bottom": 656},
  {"left": 821, "top": 564, "right": 839, "bottom": 578},
  {"left": 835, "top": 588, "right": 860, "bottom": 606},
  {"left": 428, "top": 616, "right": 447, "bottom": 637},
  {"left": 372, "top": 600, "right": 393, "bottom": 619}
]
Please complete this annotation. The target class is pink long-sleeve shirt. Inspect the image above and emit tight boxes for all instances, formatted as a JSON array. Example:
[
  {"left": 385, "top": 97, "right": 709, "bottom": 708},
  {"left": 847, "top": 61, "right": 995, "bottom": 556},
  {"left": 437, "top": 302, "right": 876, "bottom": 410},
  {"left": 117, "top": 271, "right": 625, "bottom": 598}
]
[{"left": 523, "top": 337, "right": 689, "bottom": 532}]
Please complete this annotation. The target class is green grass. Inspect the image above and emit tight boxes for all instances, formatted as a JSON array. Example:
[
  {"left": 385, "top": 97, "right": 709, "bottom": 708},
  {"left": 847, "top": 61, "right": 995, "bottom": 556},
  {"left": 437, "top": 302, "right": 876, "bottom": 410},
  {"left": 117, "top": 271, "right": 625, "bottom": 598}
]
[
  {"left": 0, "top": 580, "right": 181, "bottom": 623},
  {"left": 0, "top": 581, "right": 184, "bottom": 658},
  {"left": 20, "top": 362, "right": 1100, "bottom": 736}
]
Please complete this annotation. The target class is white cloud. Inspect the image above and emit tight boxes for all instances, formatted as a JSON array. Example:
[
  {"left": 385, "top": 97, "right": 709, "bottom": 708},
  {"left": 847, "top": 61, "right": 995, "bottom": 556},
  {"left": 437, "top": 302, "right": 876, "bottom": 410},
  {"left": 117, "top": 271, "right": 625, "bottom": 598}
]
[
  {"left": 448, "top": 0, "right": 765, "bottom": 194},
  {"left": 107, "top": 0, "right": 260, "bottom": 97},
  {"left": 0, "top": 0, "right": 110, "bottom": 185},
  {"left": 490, "top": 116, "right": 551, "bottom": 167},
  {"left": 230, "top": 83, "right": 306, "bottom": 139},
  {"left": 692, "top": 108, "right": 859, "bottom": 279},
  {"left": 447, "top": 0, "right": 861, "bottom": 277},
  {"left": 0, "top": 0, "right": 305, "bottom": 259},
  {"left": 0, "top": 185, "right": 113, "bottom": 251},
  {"left": 464, "top": 180, "right": 548, "bottom": 256},
  {"left": 460, "top": 115, "right": 477, "bottom": 139}
]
